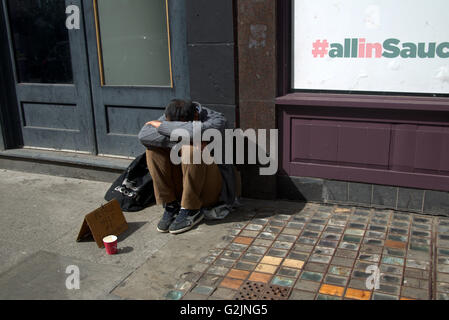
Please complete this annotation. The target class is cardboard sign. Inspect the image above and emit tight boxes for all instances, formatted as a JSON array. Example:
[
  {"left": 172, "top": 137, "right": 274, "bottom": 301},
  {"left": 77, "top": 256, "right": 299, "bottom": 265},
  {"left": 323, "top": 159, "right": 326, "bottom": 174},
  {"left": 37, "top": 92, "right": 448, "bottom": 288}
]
[{"left": 76, "top": 199, "right": 128, "bottom": 248}]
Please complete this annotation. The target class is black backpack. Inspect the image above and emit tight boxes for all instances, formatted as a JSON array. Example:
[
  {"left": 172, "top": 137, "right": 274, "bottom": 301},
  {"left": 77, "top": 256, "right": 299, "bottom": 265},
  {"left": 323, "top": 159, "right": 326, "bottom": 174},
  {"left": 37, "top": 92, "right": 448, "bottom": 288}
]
[{"left": 104, "top": 153, "right": 155, "bottom": 212}]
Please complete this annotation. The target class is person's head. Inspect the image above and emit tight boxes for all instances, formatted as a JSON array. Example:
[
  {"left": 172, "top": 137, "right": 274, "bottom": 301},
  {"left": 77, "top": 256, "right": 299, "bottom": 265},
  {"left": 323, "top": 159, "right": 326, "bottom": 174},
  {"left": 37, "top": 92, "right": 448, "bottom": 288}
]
[{"left": 165, "top": 99, "right": 197, "bottom": 122}]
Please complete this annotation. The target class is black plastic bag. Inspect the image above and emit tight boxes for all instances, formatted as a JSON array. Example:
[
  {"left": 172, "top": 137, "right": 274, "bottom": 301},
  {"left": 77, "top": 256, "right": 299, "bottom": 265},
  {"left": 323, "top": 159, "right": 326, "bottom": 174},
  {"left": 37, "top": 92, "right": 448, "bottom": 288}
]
[{"left": 104, "top": 153, "right": 155, "bottom": 212}]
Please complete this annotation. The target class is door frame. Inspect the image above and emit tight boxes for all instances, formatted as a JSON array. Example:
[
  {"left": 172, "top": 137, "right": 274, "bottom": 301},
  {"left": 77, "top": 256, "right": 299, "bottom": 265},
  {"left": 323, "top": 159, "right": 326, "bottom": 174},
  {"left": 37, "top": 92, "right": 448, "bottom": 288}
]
[
  {"left": 1, "top": 0, "right": 98, "bottom": 154},
  {"left": 81, "top": 0, "right": 191, "bottom": 157},
  {"left": 0, "top": 0, "right": 22, "bottom": 150}
]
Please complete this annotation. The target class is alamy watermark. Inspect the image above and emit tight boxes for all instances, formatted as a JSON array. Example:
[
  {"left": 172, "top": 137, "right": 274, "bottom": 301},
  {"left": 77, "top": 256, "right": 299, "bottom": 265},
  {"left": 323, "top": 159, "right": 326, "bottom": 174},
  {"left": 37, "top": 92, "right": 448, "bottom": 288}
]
[
  {"left": 365, "top": 265, "right": 382, "bottom": 290},
  {"left": 169, "top": 123, "right": 278, "bottom": 176},
  {"left": 65, "top": 265, "right": 80, "bottom": 290},
  {"left": 66, "top": 5, "right": 80, "bottom": 30}
]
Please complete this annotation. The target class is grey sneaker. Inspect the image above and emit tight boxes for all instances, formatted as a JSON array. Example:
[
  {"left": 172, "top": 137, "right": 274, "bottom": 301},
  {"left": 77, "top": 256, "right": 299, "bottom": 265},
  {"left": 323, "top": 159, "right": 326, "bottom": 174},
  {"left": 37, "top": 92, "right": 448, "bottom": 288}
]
[
  {"left": 157, "top": 202, "right": 180, "bottom": 233},
  {"left": 168, "top": 209, "right": 204, "bottom": 234}
]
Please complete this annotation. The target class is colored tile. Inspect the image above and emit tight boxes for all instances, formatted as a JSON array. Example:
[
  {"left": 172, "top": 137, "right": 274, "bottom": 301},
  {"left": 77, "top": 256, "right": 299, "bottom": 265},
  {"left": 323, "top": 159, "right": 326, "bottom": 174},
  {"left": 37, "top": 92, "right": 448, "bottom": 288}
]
[
  {"left": 278, "top": 267, "right": 301, "bottom": 278},
  {"left": 267, "top": 248, "right": 288, "bottom": 258},
  {"left": 253, "top": 239, "right": 273, "bottom": 247},
  {"left": 339, "top": 242, "right": 360, "bottom": 251},
  {"left": 382, "top": 256, "right": 404, "bottom": 266},
  {"left": 228, "top": 243, "right": 248, "bottom": 252},
  {"left": 255, "top": 264, "right": 278, "bottom": 274},
  {"left": 252, "top": 218, "right": 269, "bottom": 225},
  {"left": 372, "top": 292, "right": 398, "bottom": 300},
  {"left": 271, "top": 276, "right": 295, "bottom": 287},
  {"left": 314, "top": 246, "right": 335, "bottom": 256},
  {"left": 192, "top": 285, "right": 215, "bottom": 296},
  {"left": 273, "top": 241, "right": 293, "bottom": 250},
  {"left": 345, "top": 229, "right": 365, "bottom": 236},
  {"left": 334, "top": 208, "right": 351, "bottom": 213},
  {"left": 324, "top": 275, "right": 348, "bottom": 286},
  {"left": 406, "top": 259, "right": 430, "bottom": 270},
  {"left": 409, "top": 243, "right": 430, "bottom": 253},
  {"left": 383, "top": 247, "right": 405, "bottom": 257},
  {"left": 247, "top": 246, "right": 268, "bottom": 255},
  {"left": 385, "top": 240, "right": 406, "bottom": 249},
  {"left": 221, "top": 250, "right": 241, "bottom": 260},
  {"left": 258, "top": 232, "right": 276, "bottom": 240},
  {"left": 301, "top": 271, "right": 323, "bottom": 282},
  {"left": 261, "top": 256, "right": 283, "bottom": 266},
  {"left": 302, "top": 231, "right": 321, "bottom": 238},
  {"left": 264, "top": 226, "right": 281, "bottom": 234},
  {"left": 219, "top": 278, "right": 243, "bottom": 290},
  {"left": 241, "top": 253, "right": 263, "bottom": 263},
  {"left": 214, "top": 258, "right": 235, "bottom": 268},
  {"left": 345, "top": 288, "right": 371, "bottom": 300},
  {"left": 287, "top": 252, "right": 309, "bottom": 261},
  {"left": 319, "top": 284, "right": 344, "bottom": 297},
  {"left": 207, "top": 266, "right": 230, "bottom": 276},
  {"left": 269, "top": 220, "right": 285, "bottom": 227},
  {"left": 297, "top": 237, "right": 318, "bottom": 245},
  {"left": 282, "top": 228, "right": 301, "bottom": 235},
  {"left": 286, "top": 222, "right": 304, "bottom": 229},
  {"left": 277, "top": 234, "right": 297, "bottom": 242},
  {"left": 283, "top": 259, "right": 304, "bottom": 269},
  {"left": 321, "top": 233, "right": 341, "bottom": 241},
  {"left": 387, "top": 234, "right": 408, "bottom": 243},
  {"left": 316, "top": 294, "right": 341, "bottom": 300},
  {"left": 235, "top": 261, "right": 256, "bottom": 271},
  {"left": 165, "top": 290, "right": 183, "bottom": 300},
  {"left": 329, "top": 266, "right": 351, "bottom": 277},
  {"left": 227, "top": 269, "right": 250, "bottom": 280},
  {"left": 248, "top": 272, "right": 272, "bottom": 283},
  {"left": 239, "top": 230, "right": 259, "bottom": 238},
  {"left": 343, "top": 235, "right": 362, "bottom": 243},
  {"left": 349, "top": 223, "right": 366, "bottom": 229},
  {"left": 318, "top": 240, "right": 339, "bottom": 248},
  {"left": 245, "top": 224, "right": 263, "bottom": 231},
  {"left": 364, "top": 238, "right": 384, "bottom": 246},
  {"left": 309, "top": 254, "right": 332, "bottom": 264}
]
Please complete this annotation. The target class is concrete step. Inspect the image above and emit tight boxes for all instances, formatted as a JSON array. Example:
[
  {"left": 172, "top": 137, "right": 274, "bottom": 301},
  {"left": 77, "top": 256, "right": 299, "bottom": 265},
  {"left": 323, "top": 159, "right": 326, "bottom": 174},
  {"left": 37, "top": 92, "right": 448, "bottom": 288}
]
[{"left": 0, "top": 148, "right": 133, "bottom": 183}]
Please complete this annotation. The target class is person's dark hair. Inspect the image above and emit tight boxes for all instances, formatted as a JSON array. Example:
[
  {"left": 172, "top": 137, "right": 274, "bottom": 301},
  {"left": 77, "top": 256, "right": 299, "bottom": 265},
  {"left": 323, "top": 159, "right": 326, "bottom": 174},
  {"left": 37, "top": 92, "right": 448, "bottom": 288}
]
[{"left": 165, "top": 99, "right": 195, "bottom": 122}]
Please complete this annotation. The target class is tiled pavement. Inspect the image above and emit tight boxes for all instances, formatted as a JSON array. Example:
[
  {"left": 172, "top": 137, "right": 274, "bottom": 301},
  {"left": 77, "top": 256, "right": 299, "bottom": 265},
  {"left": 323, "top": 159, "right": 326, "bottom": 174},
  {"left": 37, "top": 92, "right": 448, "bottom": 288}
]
[{"left": 165, "top": 202, "right": 449, "bottom": 300}]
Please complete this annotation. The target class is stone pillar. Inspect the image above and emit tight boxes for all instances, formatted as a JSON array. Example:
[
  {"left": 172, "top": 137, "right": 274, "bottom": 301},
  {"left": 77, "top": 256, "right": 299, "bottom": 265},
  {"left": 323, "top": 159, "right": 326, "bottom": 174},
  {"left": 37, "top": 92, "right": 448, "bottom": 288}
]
[{"left": 237, "top": 0, "right": 277, "bottom": 199}]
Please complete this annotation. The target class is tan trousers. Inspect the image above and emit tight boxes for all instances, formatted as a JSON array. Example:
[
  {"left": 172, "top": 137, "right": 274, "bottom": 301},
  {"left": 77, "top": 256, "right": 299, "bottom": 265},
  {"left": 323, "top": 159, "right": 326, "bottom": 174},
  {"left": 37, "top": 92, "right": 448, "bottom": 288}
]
[{"left": 146, "top": 146, "right": 223, "bottom": 210}]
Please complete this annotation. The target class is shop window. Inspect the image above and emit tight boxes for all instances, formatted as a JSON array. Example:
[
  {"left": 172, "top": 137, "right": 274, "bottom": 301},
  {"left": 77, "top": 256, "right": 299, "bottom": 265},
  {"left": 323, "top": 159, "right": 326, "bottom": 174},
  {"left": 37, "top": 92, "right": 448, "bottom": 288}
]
[
  {"left": 290, "top": 0, "right": 449, "bottom": 96},
  {"left": 94, "top": 0, "right": 173, "bottom": 87},
  {"left": 6, "top": 0, "right": 73, "bottom": 84}
]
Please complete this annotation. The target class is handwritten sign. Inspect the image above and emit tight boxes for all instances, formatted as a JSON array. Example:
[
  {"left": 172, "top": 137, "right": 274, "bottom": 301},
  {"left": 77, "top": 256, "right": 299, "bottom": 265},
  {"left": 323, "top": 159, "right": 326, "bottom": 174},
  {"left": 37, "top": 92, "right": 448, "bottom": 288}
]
[{"left": 76, "top": 199, "right": 128, "bottom": 248}]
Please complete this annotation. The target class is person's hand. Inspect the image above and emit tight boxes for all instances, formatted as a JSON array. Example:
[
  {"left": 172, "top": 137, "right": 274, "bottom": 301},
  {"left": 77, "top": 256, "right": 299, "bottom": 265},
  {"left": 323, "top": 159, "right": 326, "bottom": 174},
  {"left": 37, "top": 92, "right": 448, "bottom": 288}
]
[{"left": 146, "top": 120, "right": 161, "bottom": 128}]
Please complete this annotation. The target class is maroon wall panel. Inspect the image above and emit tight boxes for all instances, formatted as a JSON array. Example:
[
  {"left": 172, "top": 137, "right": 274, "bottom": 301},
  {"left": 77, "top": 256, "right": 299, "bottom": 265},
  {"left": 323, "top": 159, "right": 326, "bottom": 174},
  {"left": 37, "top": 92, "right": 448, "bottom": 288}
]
[{"left": 277, "top": 93, "right": 449, "bottom": 192}]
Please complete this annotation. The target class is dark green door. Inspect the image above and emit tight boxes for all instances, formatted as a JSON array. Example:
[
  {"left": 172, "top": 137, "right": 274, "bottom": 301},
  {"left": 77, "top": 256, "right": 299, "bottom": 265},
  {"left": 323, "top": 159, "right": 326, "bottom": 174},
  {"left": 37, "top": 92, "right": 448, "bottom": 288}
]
[
  {"left": 83, "top": 0, "right": 190, "bottom": 157},
  {"left": 3, "top": 0, "right": 190, "bottom": 157}
]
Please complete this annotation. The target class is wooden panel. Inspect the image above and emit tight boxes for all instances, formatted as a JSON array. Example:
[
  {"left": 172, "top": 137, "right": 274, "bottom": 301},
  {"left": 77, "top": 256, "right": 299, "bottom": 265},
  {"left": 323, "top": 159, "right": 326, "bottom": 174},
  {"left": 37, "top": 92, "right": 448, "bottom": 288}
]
[
  {"left": 291, "top": 118, "right": 391, "bottom": 167},
  {"left": 279, "top": 104, "right": 449, "bottom": 192},
  {"left": 22, "top": 103, "right": 79, "bottom": 131},
  {"left": 106, "top": 105, "right": 164, "bottom": 135},
  {"left": 337, "top": 122, "right": 391, "bottom": 167}
]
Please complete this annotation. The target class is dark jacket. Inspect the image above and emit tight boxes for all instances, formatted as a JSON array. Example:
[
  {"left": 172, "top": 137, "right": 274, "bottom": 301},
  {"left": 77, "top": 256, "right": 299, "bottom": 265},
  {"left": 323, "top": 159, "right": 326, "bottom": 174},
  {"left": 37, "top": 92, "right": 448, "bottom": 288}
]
[{"left": 138, "top": 105, "right": 236, "bottom": 207}]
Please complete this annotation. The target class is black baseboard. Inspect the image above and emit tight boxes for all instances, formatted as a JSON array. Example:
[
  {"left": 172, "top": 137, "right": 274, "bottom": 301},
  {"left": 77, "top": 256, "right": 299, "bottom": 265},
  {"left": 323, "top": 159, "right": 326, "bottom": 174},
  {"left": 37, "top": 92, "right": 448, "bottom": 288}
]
[{"left": 277, "top": 175, "right": 449, "bottom": 217}]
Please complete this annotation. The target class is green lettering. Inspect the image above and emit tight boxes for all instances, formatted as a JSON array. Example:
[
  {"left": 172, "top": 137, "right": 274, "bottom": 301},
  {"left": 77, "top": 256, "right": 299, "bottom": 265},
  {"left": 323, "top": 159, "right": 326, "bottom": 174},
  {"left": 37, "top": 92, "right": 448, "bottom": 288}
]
[
  {"left": 382, "top": 38, "right": 400, "bottom": 58},
  {"left": 400, "top": 43, "right": 417, "bottom": 58},
  {"left": 344, "top": 38, "right": 351, "bottom": 58},
  {"left": 417, "top": 42, "right": 436, "bottom": 58},
  {"left": 436, "top": 42, "right": 449, "bottom": 58},
  {"left": 329, "top": 43, "right": 343, "bottom": 58}
]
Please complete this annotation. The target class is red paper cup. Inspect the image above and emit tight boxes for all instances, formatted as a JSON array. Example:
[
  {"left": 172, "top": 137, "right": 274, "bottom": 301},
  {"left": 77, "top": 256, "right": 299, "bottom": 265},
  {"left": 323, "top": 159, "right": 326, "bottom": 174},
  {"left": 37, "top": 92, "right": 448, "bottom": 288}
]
[{"left": 103, "top": 235, "right": 118, "bottom": 255}]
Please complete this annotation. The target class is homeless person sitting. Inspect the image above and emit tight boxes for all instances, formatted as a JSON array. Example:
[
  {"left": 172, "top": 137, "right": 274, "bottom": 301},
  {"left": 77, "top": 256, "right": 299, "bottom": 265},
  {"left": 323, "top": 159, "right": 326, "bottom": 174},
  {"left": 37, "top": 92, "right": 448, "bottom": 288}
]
[{"left": 138, "top": 99, "right": 239, "bottom": 234}]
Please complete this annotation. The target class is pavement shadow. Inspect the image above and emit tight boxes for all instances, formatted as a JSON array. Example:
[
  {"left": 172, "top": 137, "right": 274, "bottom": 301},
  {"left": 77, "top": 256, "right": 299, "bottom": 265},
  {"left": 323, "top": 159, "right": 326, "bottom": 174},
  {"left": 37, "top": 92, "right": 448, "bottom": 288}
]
[
  {"left": 203, "top": 201, "right": 307, "bottom": 227},
  {"left": 118, "top": 221, "right": 148, "bottom": 241},
  {"left": 117, "top": 246, "right": 134, "bottom": 254}
]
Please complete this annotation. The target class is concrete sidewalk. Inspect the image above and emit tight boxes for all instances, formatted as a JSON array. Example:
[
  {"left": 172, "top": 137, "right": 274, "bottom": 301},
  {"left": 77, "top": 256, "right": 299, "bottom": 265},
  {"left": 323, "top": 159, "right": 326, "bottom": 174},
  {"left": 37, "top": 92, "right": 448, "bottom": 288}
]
[{"left": 0, "top": 169, "right": 448, "bottom": 300}]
